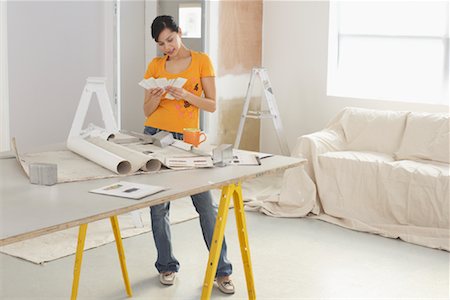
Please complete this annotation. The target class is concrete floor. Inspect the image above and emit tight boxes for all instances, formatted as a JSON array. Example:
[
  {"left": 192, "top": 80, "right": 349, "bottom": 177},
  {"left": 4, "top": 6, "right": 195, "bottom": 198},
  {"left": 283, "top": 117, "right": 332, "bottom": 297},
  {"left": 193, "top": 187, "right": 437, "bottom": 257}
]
[{"left": 0, "top": 211, "right": 449, "bottom": 300}]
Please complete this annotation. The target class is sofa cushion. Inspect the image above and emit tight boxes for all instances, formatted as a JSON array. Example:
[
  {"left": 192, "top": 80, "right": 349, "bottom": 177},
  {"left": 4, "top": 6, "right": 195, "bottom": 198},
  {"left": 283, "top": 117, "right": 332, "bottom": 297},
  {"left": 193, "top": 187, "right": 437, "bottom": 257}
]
[
  {"left": 340, "top": 107, "right": 408, "bottom": 154},
  {"left": 317, "top": 151, "right": 396, "bottom": 223},
  {"left": 317, "top": 151, "right": 449, "bottom": 228},
  {"left": 387, "top": 159, "right": 449, "bottom": 181},
  {"left": 395, "top": 112, "right": 449, "bottom": 163},
  {"left": 383, "top": 159, "right": 449, "bottom": 228},
  {"left": 319, "top": 151, "right": 395, "bottom": 164}
]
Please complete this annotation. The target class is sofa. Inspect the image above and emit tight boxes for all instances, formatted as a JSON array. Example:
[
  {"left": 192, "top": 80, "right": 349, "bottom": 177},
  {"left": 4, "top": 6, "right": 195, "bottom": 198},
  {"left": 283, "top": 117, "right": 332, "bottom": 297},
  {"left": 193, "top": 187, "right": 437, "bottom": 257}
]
[{"left": 289, "top": 107, "right": 449, "bottom": 250}]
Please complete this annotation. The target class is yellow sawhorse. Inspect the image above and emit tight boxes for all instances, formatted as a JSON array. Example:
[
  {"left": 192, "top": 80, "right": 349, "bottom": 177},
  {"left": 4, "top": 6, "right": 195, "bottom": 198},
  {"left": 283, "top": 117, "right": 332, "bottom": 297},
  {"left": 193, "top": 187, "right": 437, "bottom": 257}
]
[
  {"left": 201, "top": 182, "right": 256, "bottom": 299},
  {"left": 69, "top": 182, "right": 254, "bottom": 299},
  {"left": 70, "top": 215, "right": 132, "bottom": 300}
]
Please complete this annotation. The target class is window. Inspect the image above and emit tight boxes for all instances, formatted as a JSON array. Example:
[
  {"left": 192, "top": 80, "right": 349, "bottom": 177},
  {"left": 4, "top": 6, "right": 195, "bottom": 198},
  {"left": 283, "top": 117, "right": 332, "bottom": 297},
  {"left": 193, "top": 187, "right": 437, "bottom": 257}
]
[
  {"left": 179, "top": 3, "right": 202, "bottom": 38},
  {"left": 327, "top": 1, "right": 449, "bottom": 105}
]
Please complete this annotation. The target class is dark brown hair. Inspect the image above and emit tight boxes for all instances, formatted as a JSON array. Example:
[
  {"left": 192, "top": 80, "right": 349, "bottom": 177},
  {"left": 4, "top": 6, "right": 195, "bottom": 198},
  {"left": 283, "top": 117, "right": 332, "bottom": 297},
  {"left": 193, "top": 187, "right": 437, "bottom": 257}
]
[{"left": 151, "top": 15, "right": 179, "bottom": 42}]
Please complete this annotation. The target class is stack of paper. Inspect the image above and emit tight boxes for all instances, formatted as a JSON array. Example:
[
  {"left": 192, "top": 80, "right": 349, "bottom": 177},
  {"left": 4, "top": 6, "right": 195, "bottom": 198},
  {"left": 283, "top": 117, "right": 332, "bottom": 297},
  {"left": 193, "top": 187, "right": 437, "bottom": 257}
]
[
  {"left": 139, "top": 77, "right": 187, "bottom": 100},
  {"left": 165, "top": 157, "right": 214, "bottom": 169}
]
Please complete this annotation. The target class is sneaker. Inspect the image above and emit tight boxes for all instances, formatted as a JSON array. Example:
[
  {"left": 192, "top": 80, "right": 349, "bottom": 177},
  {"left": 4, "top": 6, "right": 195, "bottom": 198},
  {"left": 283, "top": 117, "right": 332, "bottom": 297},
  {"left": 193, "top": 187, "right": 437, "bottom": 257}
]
[
  {"left": 216, "top": 276, "right": 235, "bottom": 294},
  {"left": 159, "top": 272, "right": 176, "bottom": 285}
]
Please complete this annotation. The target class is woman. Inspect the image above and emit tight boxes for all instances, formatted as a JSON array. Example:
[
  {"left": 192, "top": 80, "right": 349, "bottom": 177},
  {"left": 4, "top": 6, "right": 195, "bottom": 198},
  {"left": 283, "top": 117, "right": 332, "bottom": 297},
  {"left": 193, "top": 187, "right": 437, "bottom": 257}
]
[{"left": 142, "top": 15, "right": 234, "bottom": 294}]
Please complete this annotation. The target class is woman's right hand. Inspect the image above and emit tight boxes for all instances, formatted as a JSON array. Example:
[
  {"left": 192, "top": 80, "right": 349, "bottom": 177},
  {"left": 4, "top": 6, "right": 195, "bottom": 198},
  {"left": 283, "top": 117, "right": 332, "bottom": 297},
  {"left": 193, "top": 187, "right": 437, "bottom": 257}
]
[
  {"left": 145, "top": 87, "right": 165, "bottom": 101},
  {"left": 144, "top": 87, "right": 165, "bottom": 117}
]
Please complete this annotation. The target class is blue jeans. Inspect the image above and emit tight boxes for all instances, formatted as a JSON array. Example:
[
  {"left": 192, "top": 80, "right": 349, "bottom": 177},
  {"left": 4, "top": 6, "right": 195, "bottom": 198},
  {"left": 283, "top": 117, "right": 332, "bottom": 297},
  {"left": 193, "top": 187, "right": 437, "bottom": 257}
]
[{"left": 144, "top": 126, "right": 233, "bottom": 276}]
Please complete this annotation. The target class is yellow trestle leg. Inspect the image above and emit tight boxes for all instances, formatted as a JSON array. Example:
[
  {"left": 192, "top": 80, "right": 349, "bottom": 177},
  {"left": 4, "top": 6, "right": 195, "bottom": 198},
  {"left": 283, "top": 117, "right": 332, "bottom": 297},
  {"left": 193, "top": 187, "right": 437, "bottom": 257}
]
[
  {"left": 70, "top": 216, "right": 132, "bottom": 300},
  {"left": 233, "top": 182, "right": 255, "bottom": 299},
  {"left": 201, "top": 182, "right": 256, "bottom": 299},
  {"left": 201, "top": 184, "right": 233, "bottom": 299},
  {"left": 110, "top": 215, "right": 133, "bottom": 297},
  {"left": 71, "top": 224, "right": 88, "bottom": 300}
]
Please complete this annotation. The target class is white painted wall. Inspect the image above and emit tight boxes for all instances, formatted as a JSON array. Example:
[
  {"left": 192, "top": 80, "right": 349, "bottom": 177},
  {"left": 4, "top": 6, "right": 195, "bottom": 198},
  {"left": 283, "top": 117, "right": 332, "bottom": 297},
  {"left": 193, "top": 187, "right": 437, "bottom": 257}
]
[
  {"left": 0, "top": 1, "right": 10, "bottom": 151},
  {"left": 7, "top": 1, "right": 114, "bottom": 152},
  {"left": 120, "top": 0, "right": 151, "bottom": 133},
  {"left": 145, "top": 0, "right": 158, "bottom": 65},
  {"left": 261, "top": 1, "right": 449, "bottom": 155}
]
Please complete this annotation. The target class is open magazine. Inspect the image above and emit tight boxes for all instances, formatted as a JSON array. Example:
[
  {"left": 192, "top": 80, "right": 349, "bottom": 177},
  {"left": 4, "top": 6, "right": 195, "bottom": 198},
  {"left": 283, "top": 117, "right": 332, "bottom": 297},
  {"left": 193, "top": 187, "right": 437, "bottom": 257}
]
[{"left": 90, "top": 181, "right": 167, "bottom": 200}]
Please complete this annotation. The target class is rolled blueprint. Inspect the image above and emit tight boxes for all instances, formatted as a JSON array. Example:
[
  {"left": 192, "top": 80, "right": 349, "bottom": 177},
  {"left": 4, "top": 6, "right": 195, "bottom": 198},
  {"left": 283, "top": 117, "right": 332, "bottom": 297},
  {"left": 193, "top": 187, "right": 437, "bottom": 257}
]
[
  {"left": 80, "top": 123, "right": 115, "bottom": 140},
  {"left": 67, "top": 137, "right": 131, "bottom": 174},
  {"left": 86, "top": 137, "right": 162, "bottom": 172}
]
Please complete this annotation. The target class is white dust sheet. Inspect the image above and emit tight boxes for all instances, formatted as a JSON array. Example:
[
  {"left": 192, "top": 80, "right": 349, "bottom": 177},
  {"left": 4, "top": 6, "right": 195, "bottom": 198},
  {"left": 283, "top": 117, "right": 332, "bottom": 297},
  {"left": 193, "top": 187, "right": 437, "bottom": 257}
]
[{"left": 16, "top": 143, "right": 198, "bottom": 183}]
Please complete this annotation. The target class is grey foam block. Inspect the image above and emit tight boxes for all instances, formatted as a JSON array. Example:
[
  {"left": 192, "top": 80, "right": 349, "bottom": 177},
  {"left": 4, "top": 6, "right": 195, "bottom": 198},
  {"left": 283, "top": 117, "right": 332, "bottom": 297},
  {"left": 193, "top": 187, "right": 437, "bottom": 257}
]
[
  {"left": 153, "top": 131, "right": 175, "bottom": 148},
  {"left": 212, "top": 144, "right": 234, "bottom": 167},
  {"left": 29, "top": 163, "right": 57, "bottom": 186}
]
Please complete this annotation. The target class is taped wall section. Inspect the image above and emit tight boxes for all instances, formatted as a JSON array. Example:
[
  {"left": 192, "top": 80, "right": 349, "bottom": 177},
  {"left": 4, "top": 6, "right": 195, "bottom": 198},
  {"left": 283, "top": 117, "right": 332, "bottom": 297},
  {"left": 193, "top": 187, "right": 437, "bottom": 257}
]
[{"left": 216, "top": 0, "right": 263, "bottom": 152}]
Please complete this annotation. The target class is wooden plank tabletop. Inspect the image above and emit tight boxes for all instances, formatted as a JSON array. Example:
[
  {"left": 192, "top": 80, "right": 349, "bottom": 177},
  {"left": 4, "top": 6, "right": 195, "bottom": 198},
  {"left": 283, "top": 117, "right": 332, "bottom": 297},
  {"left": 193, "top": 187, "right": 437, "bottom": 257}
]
[{"left": 0, "top": 155, "right": 305, "bottom": 246}]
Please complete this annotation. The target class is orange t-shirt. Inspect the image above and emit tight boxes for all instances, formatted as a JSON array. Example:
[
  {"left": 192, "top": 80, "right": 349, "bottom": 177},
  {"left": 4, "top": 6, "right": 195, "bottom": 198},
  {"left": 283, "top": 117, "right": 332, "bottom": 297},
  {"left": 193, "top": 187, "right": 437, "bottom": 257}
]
[{"left": 143, "top": 51, "right": 215, "bottom": 133}]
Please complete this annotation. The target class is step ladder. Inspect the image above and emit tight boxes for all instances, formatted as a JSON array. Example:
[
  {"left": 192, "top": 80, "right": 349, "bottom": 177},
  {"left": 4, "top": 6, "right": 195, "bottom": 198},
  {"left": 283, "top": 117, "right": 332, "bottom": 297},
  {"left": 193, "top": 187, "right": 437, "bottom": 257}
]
[
  {"left": 234, "top": 67, "right": 290, "bottom": 156},
  {"left": 69, "top": 78, "right": 144, "bottom": 228}
]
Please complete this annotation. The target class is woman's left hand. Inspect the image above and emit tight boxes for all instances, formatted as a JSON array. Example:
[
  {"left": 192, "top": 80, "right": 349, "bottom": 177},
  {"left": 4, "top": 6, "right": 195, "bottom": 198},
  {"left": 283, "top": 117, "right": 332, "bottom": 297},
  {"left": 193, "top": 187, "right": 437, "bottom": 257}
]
[{"left": 165, "top": 86, "right": 189, "bottom": 101}]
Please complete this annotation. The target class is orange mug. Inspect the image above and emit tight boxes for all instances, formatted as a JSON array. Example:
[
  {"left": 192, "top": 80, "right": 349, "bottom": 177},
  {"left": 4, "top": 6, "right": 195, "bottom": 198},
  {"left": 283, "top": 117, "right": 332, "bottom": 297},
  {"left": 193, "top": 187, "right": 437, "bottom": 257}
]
[{"left": 183, "top": 128, "right": 207, "bottom": 147}]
